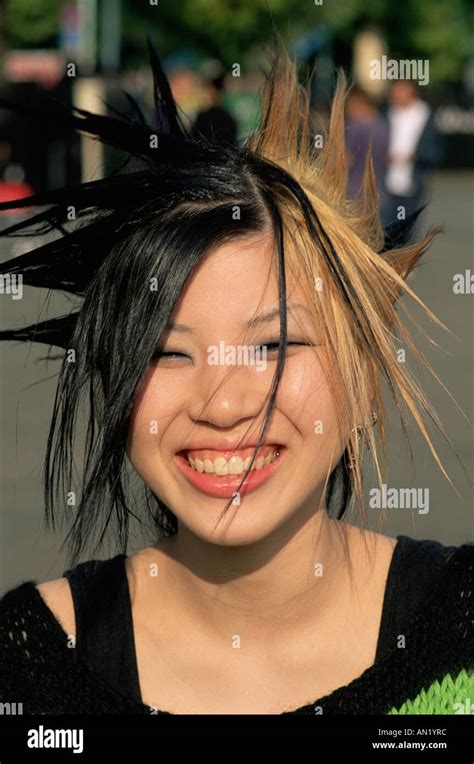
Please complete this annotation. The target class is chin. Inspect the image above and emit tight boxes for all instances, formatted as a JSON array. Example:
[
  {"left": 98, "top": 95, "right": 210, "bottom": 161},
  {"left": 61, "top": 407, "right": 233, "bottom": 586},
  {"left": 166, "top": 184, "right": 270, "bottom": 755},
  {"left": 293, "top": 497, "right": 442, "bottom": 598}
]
[{"left": 176, "top": 507, "right": 289, "bottom": 547}]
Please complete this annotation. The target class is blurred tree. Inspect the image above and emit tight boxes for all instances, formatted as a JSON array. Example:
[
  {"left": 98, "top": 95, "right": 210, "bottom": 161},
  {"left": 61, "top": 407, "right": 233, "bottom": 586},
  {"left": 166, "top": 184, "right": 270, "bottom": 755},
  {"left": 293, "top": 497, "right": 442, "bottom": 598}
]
[
  {"left": 331, "top": 0, "right": 474, "bottom": 84},
  {"left": 120, "top": 0, "right": 308, "bottom": 69},
  {"left": 411, "top": 0, "right": 474, "bottom": 82},
  {"left": 4, "top": 0, "right": 474, "bottom": 85},
  {"left": 6, "top": 0, "right": 63, "bottom": 46}
]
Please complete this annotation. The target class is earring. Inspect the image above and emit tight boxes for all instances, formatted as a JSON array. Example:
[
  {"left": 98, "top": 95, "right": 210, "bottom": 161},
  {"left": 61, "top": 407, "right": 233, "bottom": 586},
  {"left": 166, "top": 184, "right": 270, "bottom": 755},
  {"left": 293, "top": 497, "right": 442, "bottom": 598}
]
[{"left": 347, "top": 411, "right": 378, "bottom": 471}]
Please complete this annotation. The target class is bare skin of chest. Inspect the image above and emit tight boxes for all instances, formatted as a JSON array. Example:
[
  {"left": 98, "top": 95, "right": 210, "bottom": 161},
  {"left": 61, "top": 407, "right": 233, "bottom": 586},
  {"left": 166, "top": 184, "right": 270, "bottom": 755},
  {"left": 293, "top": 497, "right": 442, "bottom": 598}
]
[
  {"left": 130, "top": 535, "right": 396, "bottom": 714},
  {"left": 134, "top": 613, "right": 382, "bottom": 714},
  {"left": 36, "top": 530, "right": 396, "bottom": 714}
]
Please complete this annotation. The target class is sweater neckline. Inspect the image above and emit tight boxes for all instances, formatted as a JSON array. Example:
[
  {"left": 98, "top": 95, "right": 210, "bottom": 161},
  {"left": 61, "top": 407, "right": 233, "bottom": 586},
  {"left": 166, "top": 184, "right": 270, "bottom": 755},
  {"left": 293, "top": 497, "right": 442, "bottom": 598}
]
[
  {"left": 122, "top": 535, "right": 406, "bottom": 711},
  {"left": 30, "top": 534, "right": 417, "bottom": 714}
]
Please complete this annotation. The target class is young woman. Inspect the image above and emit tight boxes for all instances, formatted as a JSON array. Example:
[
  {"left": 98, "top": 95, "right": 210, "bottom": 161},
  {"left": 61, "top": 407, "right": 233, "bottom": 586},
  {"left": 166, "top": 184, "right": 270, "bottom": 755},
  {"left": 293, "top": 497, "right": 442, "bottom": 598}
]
[{"left": 0, "top": 37, "right": 472, "bottom": 715}]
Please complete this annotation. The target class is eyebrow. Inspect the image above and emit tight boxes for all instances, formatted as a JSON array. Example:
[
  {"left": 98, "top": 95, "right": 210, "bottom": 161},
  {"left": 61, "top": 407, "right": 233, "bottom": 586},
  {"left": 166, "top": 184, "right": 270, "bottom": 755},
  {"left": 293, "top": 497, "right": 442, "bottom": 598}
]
[{"left": 165, "top": 302, "right": 312, "bottom": 334}]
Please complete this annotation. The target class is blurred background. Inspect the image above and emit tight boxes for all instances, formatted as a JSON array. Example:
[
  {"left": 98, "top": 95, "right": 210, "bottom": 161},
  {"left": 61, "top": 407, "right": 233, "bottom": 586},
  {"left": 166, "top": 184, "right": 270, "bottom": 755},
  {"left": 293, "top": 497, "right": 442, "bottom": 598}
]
[{"left": 0, "top": 0, "right": 473, "bottom": 589}]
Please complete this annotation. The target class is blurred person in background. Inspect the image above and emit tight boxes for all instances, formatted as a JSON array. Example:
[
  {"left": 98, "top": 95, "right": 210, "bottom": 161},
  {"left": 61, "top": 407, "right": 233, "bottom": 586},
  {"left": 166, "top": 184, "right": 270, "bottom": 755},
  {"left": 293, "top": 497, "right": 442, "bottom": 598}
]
[
  {"left": 191, "top": 59, "right": 237, "bottom": 145},
  {"left": 385, "top": 80, "right": 443, "bottom": 225},
  {"left": 344, "top": 85, "right": 389, "bottom": 216}
]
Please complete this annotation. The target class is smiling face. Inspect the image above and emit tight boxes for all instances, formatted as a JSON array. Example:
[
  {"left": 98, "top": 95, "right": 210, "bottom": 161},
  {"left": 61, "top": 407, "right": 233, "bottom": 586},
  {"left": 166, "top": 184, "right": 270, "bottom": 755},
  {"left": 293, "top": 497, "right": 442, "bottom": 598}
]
[{"left": 126, "top": 231, "right": 347, "bottom": 546}]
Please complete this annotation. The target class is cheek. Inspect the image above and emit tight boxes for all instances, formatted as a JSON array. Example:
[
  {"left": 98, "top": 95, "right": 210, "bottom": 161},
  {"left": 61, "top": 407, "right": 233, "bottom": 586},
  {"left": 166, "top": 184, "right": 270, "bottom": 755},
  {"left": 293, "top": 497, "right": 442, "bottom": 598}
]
[
  {"left": 278, "top": 352, "right": 344, "bottom": 462},
  {"left": 280, "top": 352, "right": 336, "bottom": 424},
  {"left": 126, "top": 367, "right": 183, "bottom": 458}
]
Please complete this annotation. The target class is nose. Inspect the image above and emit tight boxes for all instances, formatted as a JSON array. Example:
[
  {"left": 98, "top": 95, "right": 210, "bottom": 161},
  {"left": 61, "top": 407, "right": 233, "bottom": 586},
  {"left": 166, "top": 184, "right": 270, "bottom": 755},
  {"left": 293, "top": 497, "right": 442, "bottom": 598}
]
[{"left": 187, "top": 364, "right": 271, "bottom": 430}]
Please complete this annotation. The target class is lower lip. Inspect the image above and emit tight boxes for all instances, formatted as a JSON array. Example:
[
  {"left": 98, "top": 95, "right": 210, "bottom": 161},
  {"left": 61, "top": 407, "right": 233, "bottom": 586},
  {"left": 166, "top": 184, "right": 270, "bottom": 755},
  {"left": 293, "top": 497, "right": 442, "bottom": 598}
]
[{"left": 174, "top": 448, "right": 287, "bottom": 498}]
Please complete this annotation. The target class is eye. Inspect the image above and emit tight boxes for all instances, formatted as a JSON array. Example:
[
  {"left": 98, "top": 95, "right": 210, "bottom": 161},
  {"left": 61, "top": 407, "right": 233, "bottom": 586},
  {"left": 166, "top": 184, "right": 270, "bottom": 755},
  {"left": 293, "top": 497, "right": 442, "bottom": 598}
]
[
  {"left": 258, "top": 341, "right": 310, "bottom": 353},
  {"left": 149, "top": 341, "right": 313, "bottom": 365},
  {"left": 150, "top": 350, "right": 191, "bottom": 363}
]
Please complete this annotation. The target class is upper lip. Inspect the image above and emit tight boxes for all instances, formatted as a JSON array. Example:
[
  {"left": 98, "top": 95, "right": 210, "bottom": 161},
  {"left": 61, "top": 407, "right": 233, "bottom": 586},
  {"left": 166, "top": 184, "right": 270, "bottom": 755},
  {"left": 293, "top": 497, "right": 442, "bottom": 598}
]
[{"left": 178, "top": 439, "right": 284, "bottom": 453}]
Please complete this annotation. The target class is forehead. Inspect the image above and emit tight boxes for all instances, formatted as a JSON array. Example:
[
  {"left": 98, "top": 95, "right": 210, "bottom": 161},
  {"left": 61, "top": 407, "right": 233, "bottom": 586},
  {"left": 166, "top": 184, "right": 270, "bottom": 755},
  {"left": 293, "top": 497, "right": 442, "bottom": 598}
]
[{"left": 168, "top": 232, "right": 310, "bottom": 327}]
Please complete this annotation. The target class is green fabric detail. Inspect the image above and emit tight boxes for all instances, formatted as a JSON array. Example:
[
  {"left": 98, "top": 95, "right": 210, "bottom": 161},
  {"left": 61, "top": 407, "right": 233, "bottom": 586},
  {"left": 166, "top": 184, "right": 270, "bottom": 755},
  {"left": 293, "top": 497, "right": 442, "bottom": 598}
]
[{"left": 388, "top": 669, "right": 474, "bottom": 714}]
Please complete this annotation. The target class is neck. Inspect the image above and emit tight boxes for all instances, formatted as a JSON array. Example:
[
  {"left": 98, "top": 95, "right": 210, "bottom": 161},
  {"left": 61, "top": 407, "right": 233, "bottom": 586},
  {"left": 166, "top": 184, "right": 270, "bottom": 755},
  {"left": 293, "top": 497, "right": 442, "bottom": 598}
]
[{"left": 137, "top": 512, "right": 377, "bottom": 647}]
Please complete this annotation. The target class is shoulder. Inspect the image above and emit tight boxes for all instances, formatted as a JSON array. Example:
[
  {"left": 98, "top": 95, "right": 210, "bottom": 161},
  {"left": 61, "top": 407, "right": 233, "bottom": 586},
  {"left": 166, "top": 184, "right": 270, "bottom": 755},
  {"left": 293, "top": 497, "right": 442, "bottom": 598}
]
[
  {"left": 381, "top": 531, "right": 474, "bottom": 598},
  {"left": 396, "top": 533, "right": 474, "bottom": 581},
  {"left": 0, "top": 577, "right": 74, "bottom": 701},
  {"left": 0, "top": 568, "right": 146, "bottom": 714},
  {"left": 343, "top": 521, "right": 473, "bottom": 574},
  {"left": 0, "top": 579, "right": 39, "bottom": 621},
  {"left": 342, "top": 524, "right": 473, "bottom": 624},
  {"left": 0, "top": 575, "right": 75, "bottom": 641},
  {"left": 389, "top": 535, "right": 473, "bottom": 649},
  {"left": 35, "top": 577, "right": 76, "bottom": 638}
]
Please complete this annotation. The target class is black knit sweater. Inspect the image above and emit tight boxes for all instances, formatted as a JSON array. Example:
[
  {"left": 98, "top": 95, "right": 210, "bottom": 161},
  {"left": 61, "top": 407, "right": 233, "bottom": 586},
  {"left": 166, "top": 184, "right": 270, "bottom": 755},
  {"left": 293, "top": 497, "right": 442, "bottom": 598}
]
[{"left": 0, "top": 540, "right": 473, "bottom": 715}]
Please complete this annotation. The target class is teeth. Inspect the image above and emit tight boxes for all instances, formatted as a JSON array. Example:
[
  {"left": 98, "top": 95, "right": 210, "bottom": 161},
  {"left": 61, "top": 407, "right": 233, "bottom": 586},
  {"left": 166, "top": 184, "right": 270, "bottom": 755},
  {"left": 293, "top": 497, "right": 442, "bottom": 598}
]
[{"left": 186, "top": 449, "right": 280, "bottom": 476}]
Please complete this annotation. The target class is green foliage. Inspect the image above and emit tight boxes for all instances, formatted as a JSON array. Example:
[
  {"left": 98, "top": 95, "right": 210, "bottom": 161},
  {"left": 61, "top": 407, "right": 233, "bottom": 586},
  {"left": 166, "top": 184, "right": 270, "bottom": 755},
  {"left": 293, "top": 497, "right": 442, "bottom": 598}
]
[
  {"left": 5, "top": 0, "right": 473, "bottom": 84},
  {"left": 411, "top": 0, "right": 474, "bottom": 82},
  {"left": 121, "top": 0, "right": 308, "bottom": 67},
  {"left": 6, "top": 0, "right": 63, "bottom": 47}
]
